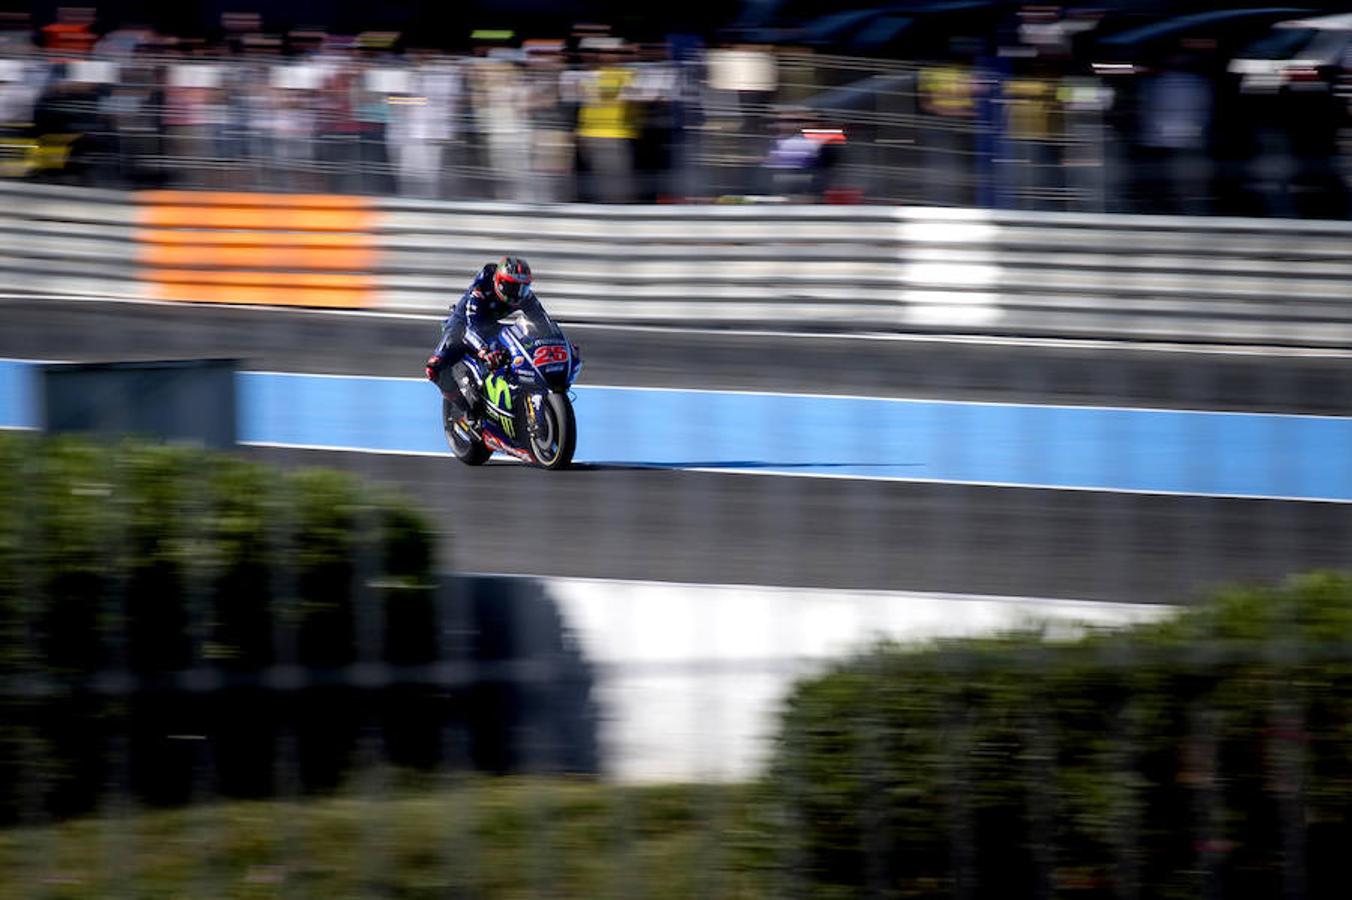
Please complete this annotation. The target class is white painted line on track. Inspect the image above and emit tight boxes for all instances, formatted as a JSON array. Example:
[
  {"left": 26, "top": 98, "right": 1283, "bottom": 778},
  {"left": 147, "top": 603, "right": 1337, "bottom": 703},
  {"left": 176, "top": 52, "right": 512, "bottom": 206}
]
[
  {"left": 247, "top": 369, "right": 429, "bottom": 383},
  {"left": 673, "top": 466, "right": 1352, "bottom": 506},
  {"left": 241, "top": 440, "right": 519, "bottom": 464},
  {"left": 241, "top": 440, "right": 454, "bottom": 459},
  {"left": 7, "top": 291, "right": 1352, "bottom": 359}
]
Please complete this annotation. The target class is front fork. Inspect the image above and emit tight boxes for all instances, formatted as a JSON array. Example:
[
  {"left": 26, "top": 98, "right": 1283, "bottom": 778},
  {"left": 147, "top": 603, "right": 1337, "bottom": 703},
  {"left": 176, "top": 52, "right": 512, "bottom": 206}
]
[{"left": 525, "top": 392, "right": 545, "bottom": 439}]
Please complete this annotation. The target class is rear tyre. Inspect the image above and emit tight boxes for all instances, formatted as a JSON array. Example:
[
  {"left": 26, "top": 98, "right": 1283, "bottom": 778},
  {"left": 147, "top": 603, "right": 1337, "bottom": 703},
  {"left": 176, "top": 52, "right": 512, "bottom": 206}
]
[
  {"left": 444, "top": 397, "right": 491, "bottom": 466},
  {"left": 530, "top": 392, "right": 576, "bottom": 470}
]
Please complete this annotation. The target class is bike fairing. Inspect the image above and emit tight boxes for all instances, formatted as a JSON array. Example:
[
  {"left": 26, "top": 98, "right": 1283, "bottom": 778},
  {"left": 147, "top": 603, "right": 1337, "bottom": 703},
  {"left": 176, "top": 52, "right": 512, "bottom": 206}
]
[{"left": 439, "top": 312, "right": 582, "bottom": 469}]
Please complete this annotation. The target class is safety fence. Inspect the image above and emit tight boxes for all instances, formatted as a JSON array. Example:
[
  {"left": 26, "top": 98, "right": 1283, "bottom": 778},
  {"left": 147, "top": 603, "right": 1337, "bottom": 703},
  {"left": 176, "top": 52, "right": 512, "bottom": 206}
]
[{"left": 4, "top": 182, "right": 1352, "bottom": 346}]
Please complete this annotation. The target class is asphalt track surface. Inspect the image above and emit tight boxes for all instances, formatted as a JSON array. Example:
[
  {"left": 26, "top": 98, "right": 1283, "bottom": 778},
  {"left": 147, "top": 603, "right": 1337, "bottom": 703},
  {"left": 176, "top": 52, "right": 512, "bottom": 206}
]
[{"left": 5, "top": 294, "right": 1352, "bottom": 604}]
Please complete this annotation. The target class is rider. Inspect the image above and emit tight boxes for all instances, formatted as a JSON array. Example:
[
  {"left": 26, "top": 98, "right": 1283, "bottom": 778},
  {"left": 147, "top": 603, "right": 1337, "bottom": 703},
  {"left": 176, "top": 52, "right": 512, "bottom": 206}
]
[{"left": 425, "top": 256, "right": 546, "bottom": 433}]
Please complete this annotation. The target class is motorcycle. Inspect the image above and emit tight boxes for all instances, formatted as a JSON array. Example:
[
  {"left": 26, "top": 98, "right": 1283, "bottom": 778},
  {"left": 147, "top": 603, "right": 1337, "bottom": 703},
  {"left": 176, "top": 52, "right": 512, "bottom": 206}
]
[{"left": 442, "top": 313, "right": 581, "bottom": 470}]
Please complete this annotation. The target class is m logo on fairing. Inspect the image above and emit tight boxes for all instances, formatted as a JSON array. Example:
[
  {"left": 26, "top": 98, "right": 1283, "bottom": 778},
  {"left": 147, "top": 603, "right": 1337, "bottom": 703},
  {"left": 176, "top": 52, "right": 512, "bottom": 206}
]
[
  {"left": 484, "top": 374, "right": 512, "bottom": 411},
  {"left": 483, "top": 374, "right": 515, "bottom": 438}
]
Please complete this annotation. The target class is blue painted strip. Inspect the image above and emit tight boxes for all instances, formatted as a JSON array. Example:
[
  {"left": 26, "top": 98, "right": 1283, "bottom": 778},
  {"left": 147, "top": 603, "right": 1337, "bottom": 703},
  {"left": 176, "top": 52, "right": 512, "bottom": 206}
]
[
  {"left": 3, "top": 362, "right": 1351, "bottom": 501},
  {"left": 239, "top": 373, "right": 447, "bottom": 455},
  {"left": 0, "top": 360, "right": 37, "bottom": 429},
  {"left": 573, "top": 386, "right": 1352, "bottom": 500},
  {"left": 236, "top": 373, "right": 1352, "bottom": 502}
]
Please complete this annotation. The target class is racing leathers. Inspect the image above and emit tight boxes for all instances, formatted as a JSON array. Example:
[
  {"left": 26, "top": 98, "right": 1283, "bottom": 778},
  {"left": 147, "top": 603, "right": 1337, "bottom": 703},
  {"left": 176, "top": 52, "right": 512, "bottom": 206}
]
[{"left": 426, "top": 263, "right": 551, "bottom": 423}]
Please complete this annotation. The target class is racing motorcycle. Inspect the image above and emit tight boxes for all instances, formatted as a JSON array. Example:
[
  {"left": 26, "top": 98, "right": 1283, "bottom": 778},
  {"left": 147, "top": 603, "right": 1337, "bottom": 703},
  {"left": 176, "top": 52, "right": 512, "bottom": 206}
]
[{"left": 442, "top": 313, "right": 581, "bottom": 470}]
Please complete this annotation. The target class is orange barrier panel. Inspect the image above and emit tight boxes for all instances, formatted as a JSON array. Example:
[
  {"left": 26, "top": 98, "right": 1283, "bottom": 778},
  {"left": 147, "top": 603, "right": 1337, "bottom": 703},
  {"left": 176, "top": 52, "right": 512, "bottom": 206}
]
[{"left": 134, "top": 191, "right": 377, "bottom": 309}]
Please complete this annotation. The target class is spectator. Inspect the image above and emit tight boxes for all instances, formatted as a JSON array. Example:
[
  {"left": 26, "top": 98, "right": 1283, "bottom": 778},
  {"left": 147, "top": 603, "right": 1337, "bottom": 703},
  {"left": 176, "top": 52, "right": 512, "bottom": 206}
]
[
  {"left": 265, "top": 79, "right": 317, "bottom": 191},
  {"left": 918, "top": 44, "right": 977, "bottom": 205},
  {"left": 164, "top": 49, "right": 223, "bottom": 187},
  {"left": 0, "top": 57, "right": 41, "bottom": 135},
  {"left": 764, "top": 110, "right": 827, "bottom": 201},
  {"left": 468, "top": 53, "right": 529, "bottom": 201},
  {"left": 630, "top": 42, "right": 680, "bottom": 202},
  {"left": 387, "top": 51, "right": 460, "bottom": 199},
  {"left": 522, "top": 41, "right": 573, "bottom": 203},
  {"left": 706, "top": 43, "right": 778, "bottom": 198},
  {"left": 1137, "top": 50, "right": 1214, "bottom": 215},
  {"left": 1002, "top": 62, "right": 1064, "bottom": 209},
  {"left": 353, "top": 50, "right": 397, "bottom": 195},
  {"left": 576, "top": 41, "right": 638, "bottom": 203}
]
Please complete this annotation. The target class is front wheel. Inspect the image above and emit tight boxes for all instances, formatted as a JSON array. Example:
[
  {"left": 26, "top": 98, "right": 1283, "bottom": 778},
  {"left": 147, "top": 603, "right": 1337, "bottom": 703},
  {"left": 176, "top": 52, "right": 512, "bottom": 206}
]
[
  {"left": 444, "top": 397, "right": 491, "bottom": 466},
  {"left": 529, "top": 392, "right": 576, "bottom": 470}
]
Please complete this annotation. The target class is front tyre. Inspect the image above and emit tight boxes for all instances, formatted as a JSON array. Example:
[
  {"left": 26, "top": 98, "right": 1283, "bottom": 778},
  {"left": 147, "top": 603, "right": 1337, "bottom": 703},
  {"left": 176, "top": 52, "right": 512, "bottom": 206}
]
[
  {"left": 444, "top": 397, "right": 491, "bottom": 466},
  {"left": 530, "top": 392, "right": 576, "bottom": 470}
]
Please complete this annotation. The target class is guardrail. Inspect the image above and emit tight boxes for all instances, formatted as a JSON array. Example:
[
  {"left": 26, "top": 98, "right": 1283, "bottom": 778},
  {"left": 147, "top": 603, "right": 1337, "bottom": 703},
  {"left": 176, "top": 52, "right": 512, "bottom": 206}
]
[
  {"left": 374, "top": 199, "right": 1352, "bottom": 345},
  {"left": 2, "top": 183, "right": 1351, "bottom": 347}
]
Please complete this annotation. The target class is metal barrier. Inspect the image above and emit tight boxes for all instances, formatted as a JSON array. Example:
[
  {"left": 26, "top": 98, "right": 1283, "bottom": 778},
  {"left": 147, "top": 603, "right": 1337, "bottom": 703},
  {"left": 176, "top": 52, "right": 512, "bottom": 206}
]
[
  {"left": 0, "top": 182, "right": 139, "bottom": 299},
  {"left": 375, "top": 199, "right": 1352, "bottom": 346},
  {"left": 2, "top": 183, "right": 1352, "bottom": 347}
]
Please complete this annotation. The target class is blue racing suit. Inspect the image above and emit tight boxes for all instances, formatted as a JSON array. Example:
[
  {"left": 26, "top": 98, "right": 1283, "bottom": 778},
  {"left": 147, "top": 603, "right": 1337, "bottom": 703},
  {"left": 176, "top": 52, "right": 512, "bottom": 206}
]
[
  {"left": 430, "top": 263, "right": 550, "bottom": 364},
  {"left": 427, "top": 263, "right": 550, "bottom": 414}
]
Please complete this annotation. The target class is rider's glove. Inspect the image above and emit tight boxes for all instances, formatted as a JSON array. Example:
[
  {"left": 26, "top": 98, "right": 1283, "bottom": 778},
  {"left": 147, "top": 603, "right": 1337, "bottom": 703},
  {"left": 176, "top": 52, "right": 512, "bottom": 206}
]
[
  {"left": 425, "top": 355, "right": 444, "bottom": 381},
  {"left": 479, "top": 348, "right": 509, "bottom": 370}
]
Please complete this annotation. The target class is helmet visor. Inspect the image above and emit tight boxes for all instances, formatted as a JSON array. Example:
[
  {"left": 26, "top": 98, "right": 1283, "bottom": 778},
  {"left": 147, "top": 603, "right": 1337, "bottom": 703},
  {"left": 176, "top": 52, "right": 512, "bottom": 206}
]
[{"left": 496, "top": 273, "right": 529, "bottom": 305}]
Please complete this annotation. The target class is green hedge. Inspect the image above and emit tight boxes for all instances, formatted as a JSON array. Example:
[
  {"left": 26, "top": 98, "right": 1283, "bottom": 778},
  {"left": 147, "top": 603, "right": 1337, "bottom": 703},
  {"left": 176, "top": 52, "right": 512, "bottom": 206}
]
[
  {"left": 0, "top": 432, "right": 438, "bottom": 819},
  {"left": 0, "top": 432, "right": 436, "bottom": 673},
  {"left": 770, "top": 573, "right": 1352, "bottom": 900}
]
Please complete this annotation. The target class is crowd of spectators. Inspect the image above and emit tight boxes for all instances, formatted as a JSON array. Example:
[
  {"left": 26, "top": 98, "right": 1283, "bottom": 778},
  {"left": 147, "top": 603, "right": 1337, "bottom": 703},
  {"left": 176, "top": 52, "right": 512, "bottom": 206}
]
[
  {"left": 0, "top": 16, "right": 747, "bottom": 204},
  {"left": 1, "top": 7, "right": 1350, "bottom": 218}
]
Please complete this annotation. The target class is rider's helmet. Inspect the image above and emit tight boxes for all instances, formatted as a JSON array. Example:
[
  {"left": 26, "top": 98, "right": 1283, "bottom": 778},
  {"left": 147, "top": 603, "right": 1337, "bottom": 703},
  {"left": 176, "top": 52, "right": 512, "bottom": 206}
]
[{"left": 493, "top": 256, "right": 532, "bottom": 308}]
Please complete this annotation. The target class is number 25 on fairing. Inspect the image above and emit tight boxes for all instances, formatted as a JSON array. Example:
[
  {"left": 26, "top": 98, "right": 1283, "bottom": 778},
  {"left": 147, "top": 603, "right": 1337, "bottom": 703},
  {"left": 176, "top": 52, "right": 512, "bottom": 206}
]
[{"left": 533, "top": 345, "right": 569, "bottom": 366}]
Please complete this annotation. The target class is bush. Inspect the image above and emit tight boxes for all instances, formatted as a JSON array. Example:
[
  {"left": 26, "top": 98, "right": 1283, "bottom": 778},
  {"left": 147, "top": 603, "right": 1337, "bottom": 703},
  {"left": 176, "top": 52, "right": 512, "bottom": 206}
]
[
  {"left": 0, "top": 432, "right": 438, "bottom": 819},
  {"left": 770, "top": 573, "right": 1352, "bottom": 900}
]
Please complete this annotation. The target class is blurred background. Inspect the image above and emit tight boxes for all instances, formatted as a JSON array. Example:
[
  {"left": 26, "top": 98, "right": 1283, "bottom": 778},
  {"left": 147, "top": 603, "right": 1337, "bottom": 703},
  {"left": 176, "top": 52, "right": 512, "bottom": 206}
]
[{"left": 3, "top": 1, "right": 1352, "bottom": 898}]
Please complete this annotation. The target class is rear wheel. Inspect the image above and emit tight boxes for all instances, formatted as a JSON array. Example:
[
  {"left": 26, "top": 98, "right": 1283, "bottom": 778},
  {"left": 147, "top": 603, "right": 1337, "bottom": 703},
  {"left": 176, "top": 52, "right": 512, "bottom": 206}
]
[
  {"left": 529, "top": 392, "right": 576, "bottom": 470},
  {"left": 444, "top": 397, "right": 491, "bottom": 466}
]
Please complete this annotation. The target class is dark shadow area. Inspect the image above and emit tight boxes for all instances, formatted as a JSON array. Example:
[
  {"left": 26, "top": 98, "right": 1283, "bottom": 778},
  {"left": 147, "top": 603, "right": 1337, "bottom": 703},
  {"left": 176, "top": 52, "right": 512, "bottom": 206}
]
[{"left": 453, "top": 574, "right": 600, "bottom": 775}]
